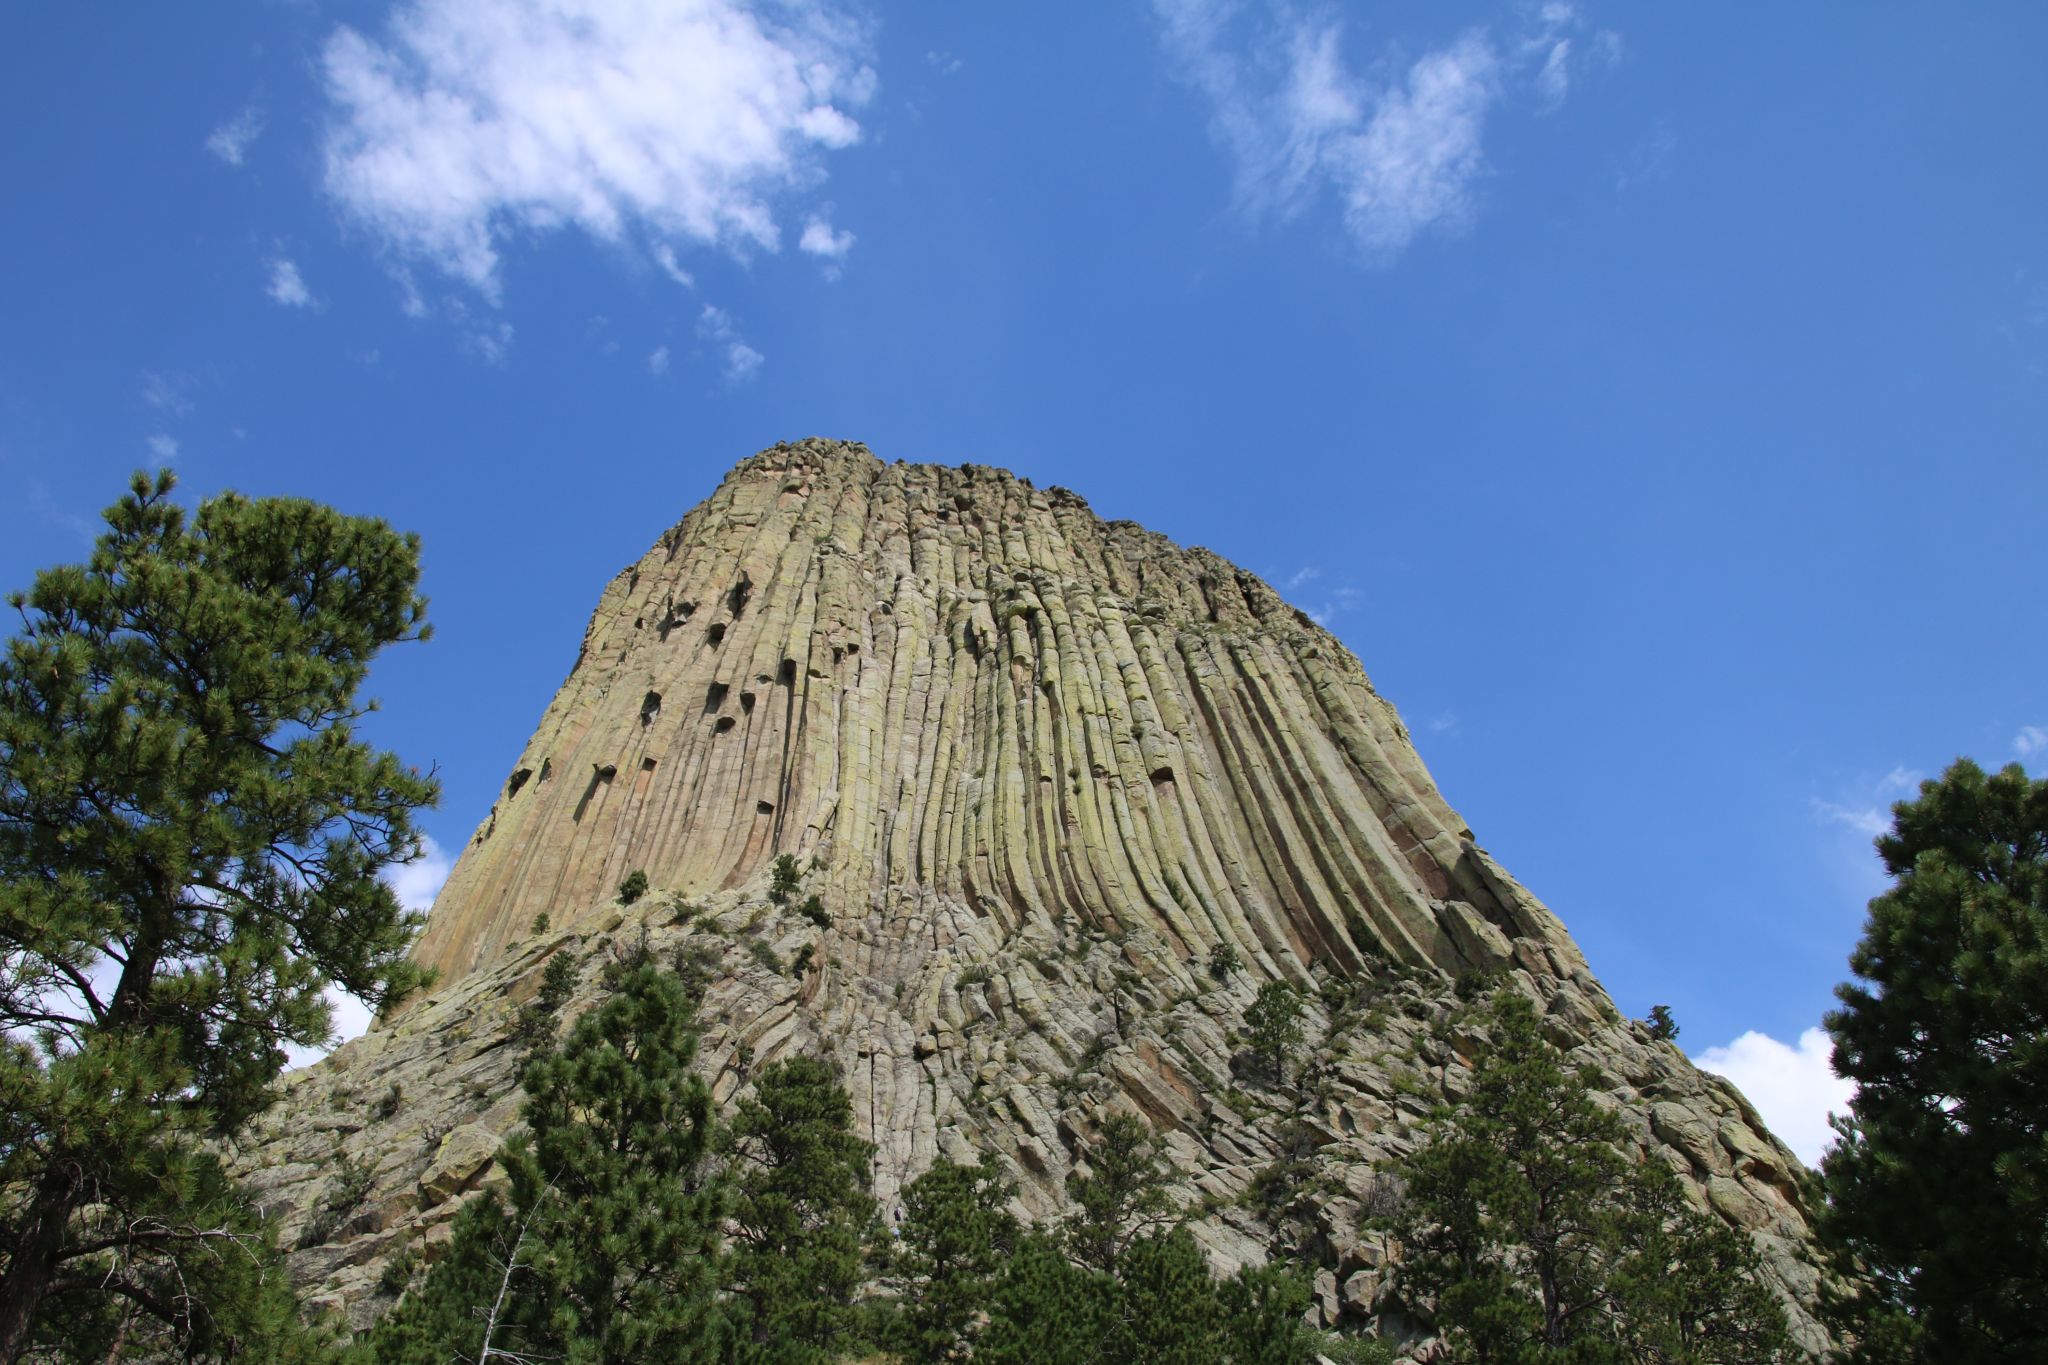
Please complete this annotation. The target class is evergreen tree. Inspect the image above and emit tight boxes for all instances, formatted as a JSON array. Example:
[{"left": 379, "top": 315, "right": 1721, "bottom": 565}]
[
  {"left": 1387, "top": 989, "right": 1793, "bottom": 1363},
  {"left": 891, "top": 1157, "right": 1020, "bottom": 1359},
  {"left": 367, "top": 960, "right": 723, "bottom": 1365},
  {"left": 1819, "top": 758, "right": 2048, "bottom": 1361},
  {"left": 1062, "top": 1111, "right": 1174, "bottom": 1272},
  {"left": 0, "top": 471, "right": 435, "bottom": 1361},
  {"left": 966, "top": 1113, "right": 1317, "bottom": 1365},
  {"left": 1242, "top": 982, "right": 1306, "bottom": 1085},
  {"left": 722, "top": 1056, "right": 878, "bottom": 1363},
  {"left": 973, "top": 1232, "right": 1114, "bottom": 1365}
]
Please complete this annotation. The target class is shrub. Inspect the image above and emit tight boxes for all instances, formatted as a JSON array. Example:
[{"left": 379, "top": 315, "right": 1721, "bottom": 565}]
[
  {"left": 1644, "top": 1004, "right": 1680, "bottom": 1042},
  {"left": 1208, "top": 942, "right": 1243, "bottom": 981},
  {"left": 618, "top": 870, "right": 650, "bottom": 905},
  {"left": 769, "top": 852, "right": 801, "bottom": 904}
]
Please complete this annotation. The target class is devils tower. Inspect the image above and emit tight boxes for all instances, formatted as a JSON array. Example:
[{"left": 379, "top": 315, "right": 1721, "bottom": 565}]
[{"left": 239, "top": 439, "right": 1825, "bottom": 1348}]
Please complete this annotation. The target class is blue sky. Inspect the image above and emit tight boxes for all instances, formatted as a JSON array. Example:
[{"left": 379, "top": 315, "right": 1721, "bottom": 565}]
[{"left": 3, "top": 2, "right": 2043, "bottom": 1162}]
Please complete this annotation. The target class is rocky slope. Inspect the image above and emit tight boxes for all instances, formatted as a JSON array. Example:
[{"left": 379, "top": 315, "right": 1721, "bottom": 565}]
[{"left": 236, "top": 439, "right": 1826, "bottom": 1351}]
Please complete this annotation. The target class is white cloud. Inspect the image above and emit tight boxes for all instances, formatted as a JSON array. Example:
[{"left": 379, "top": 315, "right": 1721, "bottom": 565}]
[
  {"left": 1877, "top": 765, "right": 1922, "bottom": 794},
  {"left": 1283, "top": 566, "right": 1320, "bottom": 590},
  {"left": 1812, "top": 797, "right": 1889, "bottom": 840},
  {"left": 698, "top": 304, "right": 764, "bottom": 382},
  {"left": 799, "top": 215, "right": 855, "bottom": 260},
  {"left": 145, "top": 433, "right": 179, "bottom": 462},
  {"left": 2016, "top": 725, "right": 2048, "bottom": 760},
  {"left": 468, "top": 320, "right": 515, "bottom": 364},
  {"left": 648, "top": 344, "right": 670, "bottom": 375},
  {"left": 206, "top": 106, "right": 264, "bottom": 166},
  {"left": 320, "top": 0, "right": 876, "bottom": 297},
  {"left": 652, "top": 242, "right": 695, "bottom": 288},
  {"left": 1695, "top": 1027, "right": 1855, "bottom": 1168},
  {"left": 386, "top": 833, "right": 453, "bottom": 915},
  {"left": 267, "top": 257, "right": 316, "bottom": 308},
  {"left": 1151, "top": 1, "right": 1605, "bottom": 262}
]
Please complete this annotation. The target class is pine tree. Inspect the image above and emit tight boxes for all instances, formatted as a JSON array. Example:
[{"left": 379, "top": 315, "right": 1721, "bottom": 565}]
[
  {"left": 891, "top": 1157, "right": 1021, "bottom": 1359},
  {"left": 965, "top": 1113, "right": 1317, "bottom": 1365},
  {"left": 0, "top": 471, "right": 435, "bottom": 1361},
  {"left": 721, "top": 1056, "right": 878, "bottom": 1363},
  {"left": 1819, "top": 758, "right": 2048, "bottom": 1361},
  {"left": 1242, "top": 982, "right": 1306, "bottom": 1085},
  {"left": 1387, "top": 989, "right": 1793, "bottom": 1362},
  {"left": 366, "top": 959, "right": 723, "bottom": 1365},
  {"left": 1062, "top": 1111, "right": 1174, "bottom": 1272}
]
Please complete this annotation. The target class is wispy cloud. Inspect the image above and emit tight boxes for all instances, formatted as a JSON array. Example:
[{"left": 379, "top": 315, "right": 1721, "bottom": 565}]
[
  {"left": 1813, "top": 798, "right": 1889, "bottom": 839},
  {"left": 206, "top": 106, "right": 265, "bottom": 166},
  {"left": 1283, "top": 565, "right": 1321, "bottom": 591},
  {"left": 320, "top": 0, "right": 876, "bottom": 298},
  {"left": 2016, "top": 725, "right": 2048, "bottom": 761},
  {"left": 698, "top": 304, "right": 763, "bottom": 383},
  {"left": 1814, "top": 766, "right": 1922, "bottom": 840},
  {"left": 648, "top": 345, "right": 670, "bottom": 375},
  {"left": 1695, "top": 1026, "right": 1854, "bottom": 1168},
  {"left": 467, "top": 321, "right": 515, "bottom": 365},
  {"left": 140, "top": 371, "right": 193, "bottom": 416},
  {"left": 1151, "top": 0, "right": 1614, "bottom": 262},
  {"left": 145, "top": 433, "right": 180, "bottom": 463},
  {"left": 652, "top": 243, "right": 695, "bottom": 289},
  {"left": 267, "top": 257, "right": 316, "bottom": 308}
]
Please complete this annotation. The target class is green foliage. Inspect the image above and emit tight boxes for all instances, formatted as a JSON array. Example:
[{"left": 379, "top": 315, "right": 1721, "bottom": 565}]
[
  {"left": 617, "top": 869, "right": 650, "bottom": 905},
  {"left": 367, "top": 961, "right": 723, "bottom": 1365},
  {"left": 722, "top": 1057, "right": 879, "bottom": 1362},
  {"left": 1386, "top": 991, "right": 1794, "bottom": 1362},
  {"left": 8, "top": 1134, "right": 341, "bottom": 1363},
  {"left": 1319, "top": 1332, "right": 1397, "bottom": 1364},
  {"left": 1819, "top": 758, "right": 2048, "bottom": 1362},
  {"left": 745, "top": 937, "right": 784, "bottom": 975},
  {"left": 796, "top": 893, "right": 831, "bottom": 929},
  {"left": 1064, "top": 1112, "right": 1174, "bottom": 1272},
  {"left": 891, "top": 1158, "right": 1021, "bottom": 1359},
  {"left": 1454, "top": 968, "right": 1504, "bottom": 1001},
  {"left": 957, "top": 962, "right": 994, "bottom": 988},
  {"left": 530, "top": 910, "right": 551, "bottom": 935},
  {"left": 303, "top": 1146, "right": 377, "bottom": 1246},
  {"left": 512, "top": 951, "right": 578, "bottom": 1056},
  {"left": 1241, "top": 981, "right": 1306, "bottom": 1085},
  {"left": 1645, "top": 1004, "right": 1681, "bottom": 1042},
  {"left": 0, "top": 470, "right": 435, "bottom": 1358},
  {"left": 1244, "top": 1122, "right": 1323, "bottom": 1255},
  {"left": 883, "top": 1115, "right": 1318, "bottom": 1364},
  {"left": 769, "top": 852, "right": 801, "bottom": 905},
  {"left": 1209, "top": 941, "right": 1243, "bottom": 980}
]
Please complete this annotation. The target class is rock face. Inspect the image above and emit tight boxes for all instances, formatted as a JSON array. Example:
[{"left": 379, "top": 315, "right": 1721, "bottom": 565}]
[{"left": 237, "top": 440, "right": 1826, "bottom": 1350}]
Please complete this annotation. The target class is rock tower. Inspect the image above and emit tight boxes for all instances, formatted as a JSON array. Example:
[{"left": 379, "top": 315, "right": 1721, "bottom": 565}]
[{"left": 241, "top": 440, "right": 1825, "bottom": 1348}]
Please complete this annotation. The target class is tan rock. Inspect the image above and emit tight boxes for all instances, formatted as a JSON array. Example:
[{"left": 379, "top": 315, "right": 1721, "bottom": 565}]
[
  {"left": 230, "top": 442, "right": 1830, "bottom": 1349},
  {"left": 418, "top": 1124, "right": 498, "bottom": 1208}
]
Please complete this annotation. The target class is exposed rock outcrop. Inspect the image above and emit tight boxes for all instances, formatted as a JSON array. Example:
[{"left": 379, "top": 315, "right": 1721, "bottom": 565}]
[{"left": 237, "top": 440, "right": 1825, "bottom": 1352}]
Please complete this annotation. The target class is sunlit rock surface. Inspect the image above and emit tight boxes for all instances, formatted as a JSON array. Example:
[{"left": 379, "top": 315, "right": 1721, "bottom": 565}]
[{"left": 238, "top": 440, "right": 1825, "bottom": 1352}]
